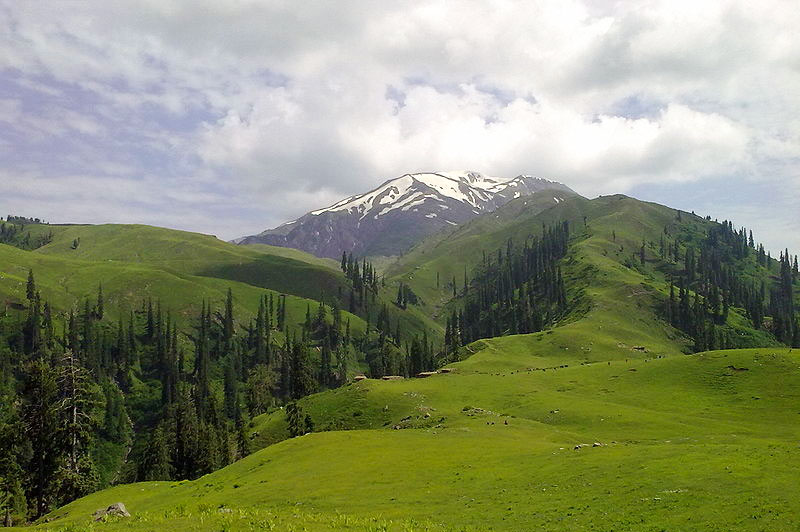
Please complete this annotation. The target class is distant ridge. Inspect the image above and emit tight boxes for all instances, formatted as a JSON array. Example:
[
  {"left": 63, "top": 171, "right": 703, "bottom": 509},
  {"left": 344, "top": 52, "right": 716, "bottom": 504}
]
[{"left": 235, "top": 170, "right": 575, "bottom": 258}]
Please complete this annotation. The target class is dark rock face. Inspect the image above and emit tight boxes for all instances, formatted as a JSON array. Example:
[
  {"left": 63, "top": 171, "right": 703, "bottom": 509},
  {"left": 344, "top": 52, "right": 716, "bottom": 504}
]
[{"left": 236, "top": 171, "right": 573, "bottom": 259}]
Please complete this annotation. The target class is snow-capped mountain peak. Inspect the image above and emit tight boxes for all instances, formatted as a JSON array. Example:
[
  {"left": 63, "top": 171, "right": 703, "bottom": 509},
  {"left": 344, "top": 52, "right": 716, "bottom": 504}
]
[
  {"left": 237, "top": 170, "right": 574, "bottom": 259},
  {"left": 307, "top": 171, "right": 565, "bottom": 222}
]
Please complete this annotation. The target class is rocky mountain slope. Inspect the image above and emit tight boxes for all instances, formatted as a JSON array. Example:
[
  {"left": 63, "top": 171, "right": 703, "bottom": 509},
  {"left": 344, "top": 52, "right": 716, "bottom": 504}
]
[{"left": 235, "top": 171, "right": 574, "bottom": 258}]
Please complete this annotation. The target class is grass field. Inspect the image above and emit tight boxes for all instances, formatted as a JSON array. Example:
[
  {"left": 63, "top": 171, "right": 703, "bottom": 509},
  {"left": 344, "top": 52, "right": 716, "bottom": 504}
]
[
  {"left": 5, "top": 195, "right": 799, "bottom": 531},
  {"left": 26, "top": 224, "right": 352, "bottom": 304},
  {"left": 21, "top": 346, "right": 800, "bottom": 531},
  {"left": 23, "top": 243, "right": 800, "bottom": 530},
  {"left": 0, "top": 242, "right": 367, "bottom": 339}
]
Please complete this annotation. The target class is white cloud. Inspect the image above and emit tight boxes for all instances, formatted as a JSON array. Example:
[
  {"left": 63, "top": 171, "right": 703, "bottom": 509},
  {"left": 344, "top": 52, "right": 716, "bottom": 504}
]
[{"left": 0, "top": 0, "right": 798, "bottom": 250}]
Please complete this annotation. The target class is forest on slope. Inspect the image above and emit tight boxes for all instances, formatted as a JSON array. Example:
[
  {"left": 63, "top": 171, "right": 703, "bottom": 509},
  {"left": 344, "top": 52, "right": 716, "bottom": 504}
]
[
  {"left": 0, "top": 220, "right": 437, "bottom": 525},
  {"left": 0, "top": 193, "right": 798, "bottom": 528}
]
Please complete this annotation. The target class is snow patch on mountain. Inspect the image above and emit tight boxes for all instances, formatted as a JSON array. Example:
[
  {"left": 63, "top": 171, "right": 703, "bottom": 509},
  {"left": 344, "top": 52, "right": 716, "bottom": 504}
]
[
  {"left": 235, "top": 170, "right": 575, "bottom": 259},
  {"left": 305, "top": 171, "right": 562, "bottom": 222}
]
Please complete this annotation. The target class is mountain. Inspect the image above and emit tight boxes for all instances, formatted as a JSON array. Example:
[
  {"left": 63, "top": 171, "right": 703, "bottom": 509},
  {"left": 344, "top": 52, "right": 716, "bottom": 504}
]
[
  {"left": 28, "top": 193, "right": 800, "bottom": 531},
  {"left": 235, "top": 170, "right": 575, "bottom": 258},
  {"left": 0, "top": 220, "right": 436, "bottom": 342}
]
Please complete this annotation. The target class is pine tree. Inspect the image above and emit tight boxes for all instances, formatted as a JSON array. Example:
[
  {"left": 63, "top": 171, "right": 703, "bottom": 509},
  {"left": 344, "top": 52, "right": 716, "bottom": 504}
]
[
  {"left": 95, "top": 284, "right": 104, "bottom": 320},
  {"left": 194, "top": 302, "right": 212, "bottom": 421},
  {"left": 246, "top": 364, "right": 276, "bottom": 417},
  {"left": 23, "top": 291, "right": 42, "bottom": 356},
  {"left": 334, "top": 344, "right": 350, "bottom": 383},
  {"left": 223, "top": 288, "right": 234, "bottom": 348},
  {"left": 173, "top": 385, "right": 200, "bottom": 480},
  {"left": 235, "top": 416, "right": 250, "bottom": 460},
  {"left": 285, "top": 402, "right": 312, "bottom": 437},
  {"left": 319, "top": 337, "right": 332, "bottom": 388},
  {"left": 0, "top": 403, "right": 27, "bottom": 526},
  {"left": 55, "top": 351, "right": 99, "bottom": 504},
  {"left": 290, "top": 338, "right": 316, "bottom": 399},
  {"left": 255, "top": 296, "right": 267, "bottom": 366},
  {"left": 138, "top": 425, "right": 173, "bottom": 481},
  {"left": 223, "top": 356, "right": 238, "bottom": 420},
  {"left": 20, "top": 360, "right": 61, "bottom": 517},
  {"left": 314, "top": 300, "right": 327, "bottom": 332},
  {"left": 26, "top": 269, "right": 35, "bottom": 301},
  {"left": 331, "top": 303, "right": 342, "bottom": 347},
  {"left": 195, "top": 420, "right": 222, "bottom": 476},
  {"left": 409, "top": 336, "right": 423, "bottom": 376}
]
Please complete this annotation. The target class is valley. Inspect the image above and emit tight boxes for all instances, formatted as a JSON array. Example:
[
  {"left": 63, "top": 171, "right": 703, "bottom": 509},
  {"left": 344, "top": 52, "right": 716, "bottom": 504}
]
[
  {"left": 3, "top": 2, "right": 797, "bottom": 530},
  {"left": 1, "top": 181, "right": 798, "bottom": 531}
]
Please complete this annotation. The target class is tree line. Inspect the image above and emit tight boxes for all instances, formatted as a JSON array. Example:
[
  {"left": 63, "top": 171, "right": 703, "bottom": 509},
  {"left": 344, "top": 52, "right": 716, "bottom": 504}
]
[
  {"left": 657, "top": 218, "right": 799, "bottom": 350},
  {"left": 0, "top": 222, "right": 53, "bottom": 251},
  {"left": 444, "top": 221, "right": 571, "bottom": 355},
  {"left": 0, "top": 273, "right": 114, "bottom": 525},
  {"left": 0, "top": 265, "right": 443, "bottom": 524}
]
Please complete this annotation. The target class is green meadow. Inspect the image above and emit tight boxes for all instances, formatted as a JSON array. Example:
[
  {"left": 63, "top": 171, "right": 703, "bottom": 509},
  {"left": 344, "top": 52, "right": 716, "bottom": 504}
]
[
  {"left": 21, "top": 345, "right": 800, "bottom": 531},
  {"left": 3, "top": 193, "right": 798, "bottom": 530}
]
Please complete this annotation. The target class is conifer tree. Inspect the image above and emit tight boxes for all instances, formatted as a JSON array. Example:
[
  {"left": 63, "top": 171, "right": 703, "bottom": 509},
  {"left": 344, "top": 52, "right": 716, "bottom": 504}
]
[
  {"left": 290, "top": 338, "right": 316, "bottom": 399},
  {"left": 194, "top": 302, "right": 212, "bottom": 421},
  {"left": 0, "top": 403, "right": 27, "bottom": 526},
  {"left": 20, "top": 360, "right": 60, "bottom": 517},
  {"left": 26, "top": 269, "right": 35, "bottom": 301},
  {"left": 235, "top": 417, "right": 250, "bottom": 460},
  {"left": 23, "top": 291, "right": 41, "bottom": 356},
  {"left": 223, "top": 355, "right": 239, "bottom": 420},
  {"left": 255, "top": 296, "right": 267, "bottom": 366},
  {"left": 138, "top": 425, "right": 173, "bottom": 481},
  {"left": 223, "top": 288, "right": 234, "bottom": 348},
  {"left": 55, "top": 350, "right": 99, "bottom": 504},
  {"left": 277, "top": 295, "right": 287, "bottom": 330},
  {"left": 95, "top": 284, "right": 104, "bottom": 320},
  {"left": 319, "top": 337, "right": 332, "bottom": 388},
  {"left": 285, "top": 402, "right": 312, "bottom": 437},
  {"left": 173, "top": 385, "right": 200, "bottom": 480},
  {"left": 246, "top": 364, "right": 276, "bottom": 417}
]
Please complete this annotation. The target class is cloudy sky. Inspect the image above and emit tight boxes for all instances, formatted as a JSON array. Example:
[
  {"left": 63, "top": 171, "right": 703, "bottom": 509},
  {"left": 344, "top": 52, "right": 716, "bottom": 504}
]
[{"left": 1, "top": 0, "right": 798, "bottom": 252}]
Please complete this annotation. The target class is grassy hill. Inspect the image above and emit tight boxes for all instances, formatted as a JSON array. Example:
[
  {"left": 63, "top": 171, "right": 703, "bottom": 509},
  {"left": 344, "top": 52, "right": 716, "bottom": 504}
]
[
  {"left": 0, "top": 223, "right": 387, "bottom": 512},
  {"left": 21, "top": 346, "right": 800, "bottom": 531},
  {"left": 24, "top": 223, "right": 434, "bottom": 342},
  {"left": 15, "top": 193, "right": 799, "bottom": 531},
  {"left": 1, "top": 220, "right": 460, "bottom": 343},
  {"left": 385, "top": 193, "right": 795, "bottom": 346},
  {"left": 0, "top": 241, "right": 366, "bottom": 337},
  {"left": 27, "top": 224, "right": 351, "bottom": 305}
]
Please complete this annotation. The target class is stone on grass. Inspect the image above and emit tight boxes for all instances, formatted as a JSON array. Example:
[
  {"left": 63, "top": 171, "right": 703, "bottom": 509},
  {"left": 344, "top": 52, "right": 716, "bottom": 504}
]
[{"left": 93, "top": 502, "right": 130, "bottom": 521}]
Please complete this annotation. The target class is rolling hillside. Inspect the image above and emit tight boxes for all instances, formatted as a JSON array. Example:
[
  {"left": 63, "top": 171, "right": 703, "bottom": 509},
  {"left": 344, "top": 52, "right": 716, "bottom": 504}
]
[
  {"left": 27, "top": 224, "right": 351, "bottom": 305},
  {"left": 0, "top": 239, "right": 366, "bottom": 337},
  {"left": 21, "top": 345, "right": 800, "bottom": 531},
  {"left": 13, "top": 192, "right": 798, "bottom": 531},
  {"left": 15, "top": 222, "right": 434, "bottom": 342},
  {"left": 385, "top": 193, "right": 795, "bottom": 348},
  {"left": 0, "top": 223, "right": 379, "bottom": 509}
]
